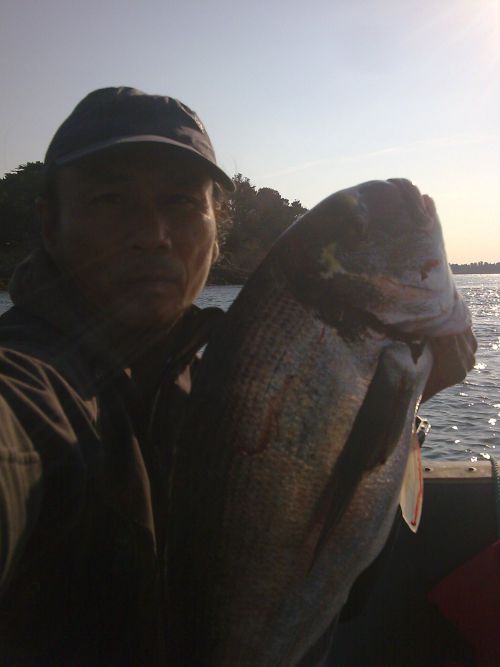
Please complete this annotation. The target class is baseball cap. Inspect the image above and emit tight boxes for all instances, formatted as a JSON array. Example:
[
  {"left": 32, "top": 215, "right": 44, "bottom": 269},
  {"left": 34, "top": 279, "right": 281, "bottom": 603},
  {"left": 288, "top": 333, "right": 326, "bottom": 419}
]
[{"left": 44, "top": 86, "right": 235, "bottom": 191}]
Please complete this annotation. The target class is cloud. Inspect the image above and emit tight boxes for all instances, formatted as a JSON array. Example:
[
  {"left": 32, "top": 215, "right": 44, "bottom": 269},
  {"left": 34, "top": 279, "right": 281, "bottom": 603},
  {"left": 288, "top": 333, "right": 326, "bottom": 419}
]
[
  {"left": 348, "top": 133, "right": 500, "bottom": 160},
  {"left": 263, "top": 159, "right": 331, "bottom": 179},
  {"left": 263, "top": 133, "right": 500, "bottom": 179}
]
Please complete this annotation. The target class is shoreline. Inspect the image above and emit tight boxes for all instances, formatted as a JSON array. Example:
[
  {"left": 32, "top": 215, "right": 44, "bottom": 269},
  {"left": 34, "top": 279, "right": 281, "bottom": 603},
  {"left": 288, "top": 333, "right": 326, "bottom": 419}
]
[{"left": 1, "top": 248, "right": 499, "bottom": 294}]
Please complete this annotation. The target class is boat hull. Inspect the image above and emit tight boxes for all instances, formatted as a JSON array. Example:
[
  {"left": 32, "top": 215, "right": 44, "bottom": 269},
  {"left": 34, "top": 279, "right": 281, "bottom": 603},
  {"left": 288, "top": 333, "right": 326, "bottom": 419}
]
[{"left": 328, "top": 461, "right": 496, "bottom": 665}]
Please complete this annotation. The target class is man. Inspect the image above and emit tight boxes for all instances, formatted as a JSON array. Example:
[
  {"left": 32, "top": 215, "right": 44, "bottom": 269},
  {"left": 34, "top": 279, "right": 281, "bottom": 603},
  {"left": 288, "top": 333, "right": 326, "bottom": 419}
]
[{"left": 0, "top": 87, "right": 234, "bottom": 665}]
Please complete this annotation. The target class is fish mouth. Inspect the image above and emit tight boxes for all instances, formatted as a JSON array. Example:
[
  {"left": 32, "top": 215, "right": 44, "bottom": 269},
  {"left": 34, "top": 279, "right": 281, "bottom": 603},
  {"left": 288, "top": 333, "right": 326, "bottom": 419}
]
[{"left": 368, "top": 273, "right": 436, "bottom": 294}]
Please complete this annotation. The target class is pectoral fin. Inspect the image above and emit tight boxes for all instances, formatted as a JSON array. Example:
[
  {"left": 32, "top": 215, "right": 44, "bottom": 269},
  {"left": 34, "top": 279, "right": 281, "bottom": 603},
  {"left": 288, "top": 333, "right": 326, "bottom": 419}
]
[
  {"left": 399, "top": 431, "right": 424, "bottom": 533},
  {"left": 310, "top": 343, "right": 417, "bottom": 563}
]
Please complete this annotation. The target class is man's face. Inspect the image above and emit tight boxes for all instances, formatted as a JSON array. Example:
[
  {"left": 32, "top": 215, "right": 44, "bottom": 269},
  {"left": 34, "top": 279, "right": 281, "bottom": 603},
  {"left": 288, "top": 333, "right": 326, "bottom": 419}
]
[{"left": 42, "top": 144, "right": 219, "bottom": 333}]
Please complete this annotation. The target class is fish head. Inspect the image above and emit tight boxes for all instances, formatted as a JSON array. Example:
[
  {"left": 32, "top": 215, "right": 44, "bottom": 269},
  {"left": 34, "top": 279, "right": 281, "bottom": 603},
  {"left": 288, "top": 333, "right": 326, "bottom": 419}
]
[
  {"left": 321, "top": 179, "right": 443, "bottom": 278},
  {"left": 279, "top": 178, "right": 469, "bottom": 338},
  {"left": 276, "top": 178, "right": 477, "bottom": 398}
]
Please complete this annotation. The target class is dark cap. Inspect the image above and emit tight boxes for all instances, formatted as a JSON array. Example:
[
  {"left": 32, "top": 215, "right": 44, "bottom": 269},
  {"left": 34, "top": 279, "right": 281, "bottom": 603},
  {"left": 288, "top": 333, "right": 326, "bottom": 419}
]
[{"left": 44, "top": 86, "right": 234, "bottom": 191}]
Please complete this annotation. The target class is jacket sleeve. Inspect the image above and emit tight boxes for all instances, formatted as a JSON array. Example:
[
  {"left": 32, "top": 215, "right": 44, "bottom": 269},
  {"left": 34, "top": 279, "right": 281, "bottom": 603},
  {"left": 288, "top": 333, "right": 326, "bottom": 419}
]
[{"left": 0, "top": 346, "right": 92, "bottom": 594}]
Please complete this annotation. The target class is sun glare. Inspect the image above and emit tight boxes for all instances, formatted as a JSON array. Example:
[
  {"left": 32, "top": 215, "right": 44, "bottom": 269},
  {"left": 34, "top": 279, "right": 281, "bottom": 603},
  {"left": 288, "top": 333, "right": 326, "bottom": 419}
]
[
  {"left": 427, "top": 0, "right": 500, "bottom": 68},
  {"left": 467, "top": 0, "right": 500, "bottom": 66}
]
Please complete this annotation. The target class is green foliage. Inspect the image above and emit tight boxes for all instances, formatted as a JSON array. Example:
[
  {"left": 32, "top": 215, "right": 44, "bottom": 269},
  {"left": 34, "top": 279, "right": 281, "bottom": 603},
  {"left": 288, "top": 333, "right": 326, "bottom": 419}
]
[
  {"left": 450, "top": 262, "right": 500, "bottom": 274},
  {"left": 0, "top": 162, "right": 44, "bottom": 242},
  {"left": 218, "top": 173, "right": 307, "bottom": 278}
]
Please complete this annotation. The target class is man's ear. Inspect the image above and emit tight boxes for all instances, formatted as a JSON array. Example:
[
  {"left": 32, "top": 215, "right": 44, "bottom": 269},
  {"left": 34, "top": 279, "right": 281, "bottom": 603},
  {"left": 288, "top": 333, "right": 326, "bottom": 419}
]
[
  {"left": 36, "top": 196, "right": 58, "bottom": 254},
  {"left": 211, "top": 240, "right": 220, "bottom": 265}
]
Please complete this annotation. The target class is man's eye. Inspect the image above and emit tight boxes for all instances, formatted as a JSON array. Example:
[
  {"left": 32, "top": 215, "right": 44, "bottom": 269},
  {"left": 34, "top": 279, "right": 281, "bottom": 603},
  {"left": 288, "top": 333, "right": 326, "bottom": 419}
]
[
  {"left": 91, "top": 192, "right": 123, "bottom": 205},
  {"left": 167, "top": 194, "right": 202, "bottom": 208}
]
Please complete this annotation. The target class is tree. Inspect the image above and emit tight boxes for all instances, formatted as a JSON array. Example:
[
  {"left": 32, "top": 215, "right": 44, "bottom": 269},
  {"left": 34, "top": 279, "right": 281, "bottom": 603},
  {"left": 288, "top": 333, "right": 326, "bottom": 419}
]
[
  {"left": 0, "top": 162, "right": 44, "bottom": 242},
  {"left": 218, "top": 174, "right": 307, "bottom": 278},
  {"left": 450, "top": 262, "right": 500, "bottom": 274}
]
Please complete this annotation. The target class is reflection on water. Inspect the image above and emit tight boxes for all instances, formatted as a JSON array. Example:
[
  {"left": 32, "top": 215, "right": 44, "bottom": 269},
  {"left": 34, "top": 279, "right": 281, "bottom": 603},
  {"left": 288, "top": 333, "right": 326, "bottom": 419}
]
[
  {"left": 420, "top": 275, "right": 499, "bottom": 462},
  {"left": 196, "top": 285, "right": 242, "bottom": 312},
  {"left": 0, "top": 292, "right": 11, "bottom": 313},
  {"left": 1, "top": 274, "right": 499, "bottom": 462}
]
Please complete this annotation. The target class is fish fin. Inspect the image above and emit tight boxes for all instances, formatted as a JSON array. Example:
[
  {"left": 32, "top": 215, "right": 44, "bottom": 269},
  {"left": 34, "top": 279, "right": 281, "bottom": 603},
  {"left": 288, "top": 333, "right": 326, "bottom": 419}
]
[
  {"left": 399, "top": 431, "right": 424, "bottom": 533},
  {"left": 309, "top": 344, "right": 417, "bottom": 565}
]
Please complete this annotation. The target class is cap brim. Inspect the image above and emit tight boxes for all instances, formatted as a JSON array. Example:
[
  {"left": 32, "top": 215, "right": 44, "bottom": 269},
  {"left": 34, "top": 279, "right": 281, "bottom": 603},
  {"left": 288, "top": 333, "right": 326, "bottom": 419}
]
[{"left": 52, "top": 135, "right": 235, "bottom": 192}]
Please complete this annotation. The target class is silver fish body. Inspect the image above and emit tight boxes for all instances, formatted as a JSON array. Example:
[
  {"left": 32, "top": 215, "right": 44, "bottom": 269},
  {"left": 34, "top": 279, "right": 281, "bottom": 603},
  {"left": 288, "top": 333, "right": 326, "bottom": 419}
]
[{"left": 166, "top": 179, "right": 475, "bottom": 666}]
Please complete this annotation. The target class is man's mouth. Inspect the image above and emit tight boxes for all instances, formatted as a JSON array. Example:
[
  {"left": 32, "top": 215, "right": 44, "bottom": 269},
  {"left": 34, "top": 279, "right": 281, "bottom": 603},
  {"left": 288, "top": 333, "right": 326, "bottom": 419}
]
[
  {"left": 127, "top": 273, "right": 179, "bottom": 284},
  {"left": 122, "top": 261, "right": 185, "bottom": 286}
]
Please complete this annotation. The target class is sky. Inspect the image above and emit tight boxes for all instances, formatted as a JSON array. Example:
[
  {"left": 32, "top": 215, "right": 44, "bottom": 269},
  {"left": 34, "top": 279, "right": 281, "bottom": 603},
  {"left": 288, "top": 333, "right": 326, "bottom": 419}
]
[{"left": 1, "top": 0, "right": 499, "bottom": 263}]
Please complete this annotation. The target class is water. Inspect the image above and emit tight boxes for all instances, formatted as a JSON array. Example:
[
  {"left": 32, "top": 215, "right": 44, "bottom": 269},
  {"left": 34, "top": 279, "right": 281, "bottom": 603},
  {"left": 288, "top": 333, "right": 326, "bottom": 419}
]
[
  {"left": 0, "top": 292, "right": 11, "bottom": 314},
  {"left": 1, "top": 275, "right": 498, "bottom": 461},
  {"left": 420, "top": 275, "right": 500, "bottom": 462}
]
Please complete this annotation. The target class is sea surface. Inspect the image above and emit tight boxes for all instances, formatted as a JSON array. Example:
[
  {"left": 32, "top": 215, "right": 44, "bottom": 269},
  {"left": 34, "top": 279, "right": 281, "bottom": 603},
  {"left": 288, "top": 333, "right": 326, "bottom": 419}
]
[{"left": 1, "top": 274, "right": 498, "bottom": 462}]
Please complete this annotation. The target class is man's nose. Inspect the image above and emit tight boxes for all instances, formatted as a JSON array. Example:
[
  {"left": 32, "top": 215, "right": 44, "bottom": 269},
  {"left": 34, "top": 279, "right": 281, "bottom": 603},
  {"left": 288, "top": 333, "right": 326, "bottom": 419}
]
[{"left": 130, "top": 201, "right": 173, "bottom": 251}]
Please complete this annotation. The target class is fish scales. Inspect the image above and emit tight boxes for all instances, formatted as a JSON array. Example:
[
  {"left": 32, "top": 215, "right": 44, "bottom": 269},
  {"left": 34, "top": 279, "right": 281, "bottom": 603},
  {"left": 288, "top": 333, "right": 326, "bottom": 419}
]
[
  {"left": 167, "top": 179, "right": 476, "bottom": 666},
  {"left": 169, "top": 287, "right": 387, "bottom": 664}
]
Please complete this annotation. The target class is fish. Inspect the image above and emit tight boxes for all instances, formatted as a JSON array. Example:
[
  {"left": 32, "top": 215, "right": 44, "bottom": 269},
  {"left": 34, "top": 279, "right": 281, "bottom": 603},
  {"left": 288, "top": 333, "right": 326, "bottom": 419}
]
[{"left": 166, "top": 179, "right": 476, "bottom": 666}]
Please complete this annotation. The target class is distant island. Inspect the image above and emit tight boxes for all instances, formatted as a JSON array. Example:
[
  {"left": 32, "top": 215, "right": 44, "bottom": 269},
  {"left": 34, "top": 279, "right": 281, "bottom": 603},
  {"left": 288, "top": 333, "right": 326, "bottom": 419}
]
[
  {"left": 450, "top": 262, "right": 500, "bottom": 274},
  {"left": 0, "top": 162, "right": 498, "bottom": 289}
]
